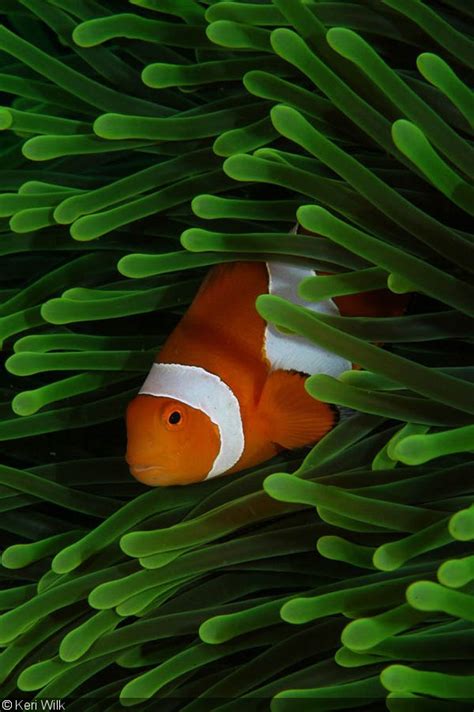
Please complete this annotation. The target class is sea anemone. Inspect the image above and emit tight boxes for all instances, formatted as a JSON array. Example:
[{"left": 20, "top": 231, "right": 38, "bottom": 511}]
[{"left": 0, "top": 0, "right": 472, "bottom": 708}]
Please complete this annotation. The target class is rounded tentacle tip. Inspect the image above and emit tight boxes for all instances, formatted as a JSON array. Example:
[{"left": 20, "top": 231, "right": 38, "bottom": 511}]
[
  {"left": 437, "top": 558, "right": 471, "bottom": 588},
  {"left": 191, "top": 194, "right": 210, "bottom": 218},
  {"left": 391, "top": 118, "right": 422, "bottom": 148},
  {"left": 11, "top": 392, "right": 38, "bottom": 416},
  {"left": 380, "top": 664, "right": 410, "bottom": 693},
  {"left": 0, "top": 108, "right": 13, "bottom": 130},
  {"left": 180, "top": 227, "right": 206, "bottom": 251},
  {"left": 117, "top": 255, "right": 136, "bottom": 278},
  {"left": 222, "top": 153, "right": 253, "bottom": 181},
  {"left": 21, "top": 137, "right": 43, "bottom": 162},
  {"left": 269, "top": 103, "right": 297, "bottom": 134},
  {"left": 405, "top": 580, "right": 440, "bottom": 611},
  {"left": 72, "top": 22, "right": 98, "bottom": 48},
  {"left": 59, "top": 634, "right": 83, "bottom": 663},
  {"left": 70, "top": 216, "right": 96, "bottom": 241},
  {"left": 5, "top": 353, "right": 26, "bottom": 376},
  {"left": 391, "top": 435, "right": 430, "bottom": 465},
  {"left": 341, "top": 617, "right": 378, "bottom": 651},
  {"left": 416, "top": 52, "right": 441, "bottom": 79},
  {"left": 88, "top": 583, "right": 116, "bottom": 610},
  {"left": 120, "top": 531, "right": 155, "bottom": 559},
  {"left": 51, "top": 547, "right": 79, "bottom": 575},
  {"left": 93, "top": 114, "right": 122, "bottom": 140},
  {"left": 449, "top": 507, "right": 474, "bottom": 541},
  {"left": 119, "top": 684, "right": 142, "bottom": 708},
  {"left": 0, "top": 545, "right": 23, "bottom": 569},
  {"left": 372, "top": 545, "right": 400, "bottom": 572},
  {"left": 269, "top": 27, "right": 298, "bottom": 57},
  {"left": 279, "top": 599, "right": 305, "bottom": 624},
  {"left": 263, "top": 472, "right": 295, "bottom": 502},
  {"left": 326, "top": 26, "right": 360, "bottom": 57},
  {"left": 296, "top": 204, "right": 327, "bottom": 233},
  {"left": 198, "top": 618, "right": 222, "bottom": 644}
]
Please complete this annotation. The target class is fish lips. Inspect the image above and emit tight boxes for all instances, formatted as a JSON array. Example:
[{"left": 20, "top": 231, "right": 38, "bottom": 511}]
[{"left": 127, "top": 460, "right": 176, "bottom": 486}]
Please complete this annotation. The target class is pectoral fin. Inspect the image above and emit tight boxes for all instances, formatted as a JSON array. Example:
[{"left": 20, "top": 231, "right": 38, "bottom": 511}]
[{"left": 259, "top": 369, "right": 337, "bottom": 450}]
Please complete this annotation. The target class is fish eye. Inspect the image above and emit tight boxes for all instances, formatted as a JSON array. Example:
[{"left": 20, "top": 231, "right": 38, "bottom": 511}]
[
  {"left": 168, "top": 411, "right": 182, "bottom": 425},
  {"left": 163, "top": 404, "right": 185, "bottom": 430}
]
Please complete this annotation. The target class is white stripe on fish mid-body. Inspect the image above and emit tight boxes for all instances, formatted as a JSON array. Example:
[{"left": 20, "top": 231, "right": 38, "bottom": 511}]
[
  {"left": 139, "top": 362, "right": 245, "bottom": 478},
  {"left": 264, "top": 261, "right": 351, "bottom": 377}
]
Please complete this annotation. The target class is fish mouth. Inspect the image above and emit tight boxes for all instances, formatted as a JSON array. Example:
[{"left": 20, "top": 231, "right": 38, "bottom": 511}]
[
  {"left": 128, "top": 462, "right": 171, "bottom": 486},
  {"left": 130, "top": 464, "right": 156, "bottom": 474}
]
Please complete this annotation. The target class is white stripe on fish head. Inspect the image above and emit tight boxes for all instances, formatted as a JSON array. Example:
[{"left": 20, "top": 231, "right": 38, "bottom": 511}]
[{"left": 139, "top": 362, "right": 245, "bottom": 478}]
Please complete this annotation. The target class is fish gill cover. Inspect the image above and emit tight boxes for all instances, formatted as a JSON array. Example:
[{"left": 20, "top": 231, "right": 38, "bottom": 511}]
[{"left": 0, "top": 0, "right": 473, "bottom": 708}]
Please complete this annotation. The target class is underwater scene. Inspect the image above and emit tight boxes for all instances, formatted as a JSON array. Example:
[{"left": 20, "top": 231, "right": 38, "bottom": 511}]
[{"left": 0, "top": 0, "right": 473, "bottom": 709}]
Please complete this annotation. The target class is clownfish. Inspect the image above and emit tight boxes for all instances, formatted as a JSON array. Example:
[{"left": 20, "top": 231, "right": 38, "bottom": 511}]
[{"left": 126, "top": 231, "right": 408, "bottom": 486}]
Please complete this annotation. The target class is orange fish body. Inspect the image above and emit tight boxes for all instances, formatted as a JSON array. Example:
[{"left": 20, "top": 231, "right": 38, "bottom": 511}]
[{"left": 126, "top": 257, "right": 407, "bottom": 486}]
